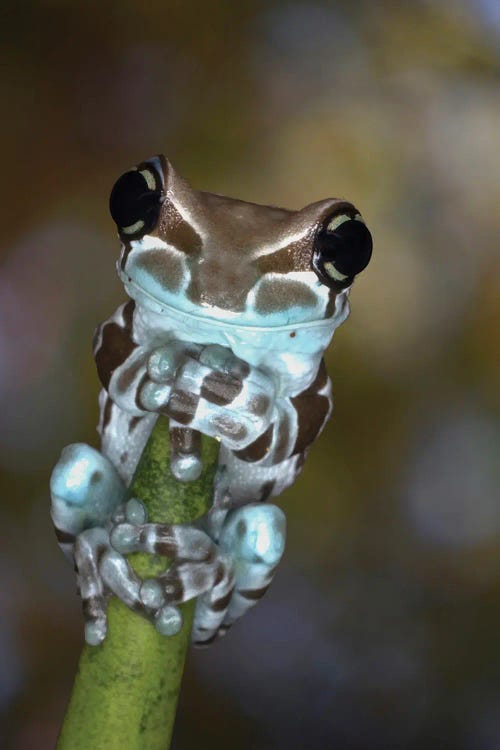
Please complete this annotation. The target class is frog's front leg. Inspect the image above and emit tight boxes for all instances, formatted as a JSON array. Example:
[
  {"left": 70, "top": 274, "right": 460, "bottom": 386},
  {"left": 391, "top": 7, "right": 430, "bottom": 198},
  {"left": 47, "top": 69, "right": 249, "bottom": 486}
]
[
  {"left": 94, "top": 303, "right": 277, "bottom": 476},
  {"left": 139, "top": 342, "right": 276, "bottom": 457}
]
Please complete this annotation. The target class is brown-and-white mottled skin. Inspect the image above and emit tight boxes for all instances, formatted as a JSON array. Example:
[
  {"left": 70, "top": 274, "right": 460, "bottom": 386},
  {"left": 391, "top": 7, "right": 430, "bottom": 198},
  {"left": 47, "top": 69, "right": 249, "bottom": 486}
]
[{"left": 50, "top": 155, "right": 372, "bottom": 646}]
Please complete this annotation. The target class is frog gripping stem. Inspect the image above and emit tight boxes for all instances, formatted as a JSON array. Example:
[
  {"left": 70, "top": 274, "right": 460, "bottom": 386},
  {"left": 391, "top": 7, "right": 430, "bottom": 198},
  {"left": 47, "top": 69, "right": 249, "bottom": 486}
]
[
  {"left": 56, "top": 419, "right": 218, "bottom": 750},
  {"left": 52, "top": 155, "right": 372, "bottom": 748}
]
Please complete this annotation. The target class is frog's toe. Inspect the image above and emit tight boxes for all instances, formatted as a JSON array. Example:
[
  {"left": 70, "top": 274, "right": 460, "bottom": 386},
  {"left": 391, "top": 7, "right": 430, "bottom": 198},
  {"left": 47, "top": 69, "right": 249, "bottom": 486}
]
[
  {"left": 125, "top": 497, "right": 147, "bottom": 524},
  {"left": 111, "top": 497, "right": 147, "bottom": 526},
  {"left": 85, "top": 616, "right": 108, "bottom": 646},
  {"left": 74, "top": 528, "right": 110, "bottom": 645},
  {"left": 109, "top": 522, "right": 142, "bottom": 554},
  {"left": 154, "top": 604, "right": 183, "bottom": 636},
  {"left": 75, "top": 526, "right": 157, "bottom": 644},
  {"left": 140, "top": 578, "right": 165, "bottom": 609}
]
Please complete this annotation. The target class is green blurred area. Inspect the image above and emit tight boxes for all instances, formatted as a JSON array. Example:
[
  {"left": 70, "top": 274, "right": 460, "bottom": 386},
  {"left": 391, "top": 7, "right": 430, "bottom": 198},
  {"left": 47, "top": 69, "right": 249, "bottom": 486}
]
[{"left": 0, "top": 2, "right": 499, "bottom": 748}]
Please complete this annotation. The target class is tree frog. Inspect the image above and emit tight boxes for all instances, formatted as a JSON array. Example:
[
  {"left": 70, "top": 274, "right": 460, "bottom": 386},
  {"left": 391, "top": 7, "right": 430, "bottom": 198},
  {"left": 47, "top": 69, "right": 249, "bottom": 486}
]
[{"left": 50, "top": 155, "right": 372, "bottom": 646}]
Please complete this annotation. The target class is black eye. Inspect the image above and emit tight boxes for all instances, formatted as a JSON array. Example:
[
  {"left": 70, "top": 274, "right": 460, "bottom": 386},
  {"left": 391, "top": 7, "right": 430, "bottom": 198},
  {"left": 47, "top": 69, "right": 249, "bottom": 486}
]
[
  {"left": 109, "top": 164, "right": 163, "bottom": 238},
  {"left": 313, "top": 213, "right": 373, "bottom": 288}
]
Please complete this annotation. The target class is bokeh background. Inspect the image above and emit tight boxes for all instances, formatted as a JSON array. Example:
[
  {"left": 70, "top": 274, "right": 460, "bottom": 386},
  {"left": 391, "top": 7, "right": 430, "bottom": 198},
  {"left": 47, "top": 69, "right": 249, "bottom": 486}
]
[{"left": 1, "top": 1, "right": 499, "bottom": 748}]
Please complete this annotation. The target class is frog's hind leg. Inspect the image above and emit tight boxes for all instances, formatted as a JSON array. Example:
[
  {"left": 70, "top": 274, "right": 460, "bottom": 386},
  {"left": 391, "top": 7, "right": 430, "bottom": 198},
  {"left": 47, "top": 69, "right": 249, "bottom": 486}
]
[
  {"left": 191, "top": 503, "right": 286, "bottom": 645},
  {"left": 73, "top": 526, "right": 119, "bottom": 646},
  {"left": 50, "top": 443, "right": 160, "bottom": 644},
  {"left": 189, "top": 559, "right": 235, "bottom": 645},
  {"left": 74, "top": 512, "right": 155, "bottom": 645},
  {"left": 110, "top": 521, "right": 236, "bottom": 636}
]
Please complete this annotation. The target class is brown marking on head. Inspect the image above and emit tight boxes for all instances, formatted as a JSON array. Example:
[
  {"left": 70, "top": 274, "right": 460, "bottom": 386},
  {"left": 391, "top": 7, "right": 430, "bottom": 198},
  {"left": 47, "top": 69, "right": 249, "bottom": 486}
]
[
  {"left": 158, "top": 201, "right": 203, "bottom": 257},
  {"left": 133, "top": 249, "right": 186, "bottom": 293},
  {"left": 254, "top": 277, "right": 318, "bottom": 315},
  {"left": 158, "top": 159, "right": 318, "bottom": 301}
]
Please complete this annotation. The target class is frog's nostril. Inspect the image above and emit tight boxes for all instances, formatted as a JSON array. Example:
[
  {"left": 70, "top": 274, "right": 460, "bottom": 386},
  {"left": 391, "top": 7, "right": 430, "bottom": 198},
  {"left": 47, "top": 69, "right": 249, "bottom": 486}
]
[{"left": 313, "top": 215, "right": 372, "bottom": 287}]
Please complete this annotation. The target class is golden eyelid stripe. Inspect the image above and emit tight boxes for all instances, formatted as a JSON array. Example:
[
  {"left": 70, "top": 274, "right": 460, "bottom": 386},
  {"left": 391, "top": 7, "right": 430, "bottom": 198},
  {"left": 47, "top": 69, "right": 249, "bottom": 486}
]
[
  {"left": 122, "top": 219, "right": 145, "bottom": 235},
  {"left": 327, "top": 212, "right": 364, "bottom": 232},
  {"left": 323, "top": 261, "right": 348, "bottom": 282},
  {"left": 139, "top": 169, "right": 157, "bottom": 191}
]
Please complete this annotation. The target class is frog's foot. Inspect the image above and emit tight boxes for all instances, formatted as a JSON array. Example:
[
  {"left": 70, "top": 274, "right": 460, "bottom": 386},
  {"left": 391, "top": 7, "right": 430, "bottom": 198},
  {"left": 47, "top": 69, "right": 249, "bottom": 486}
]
[
  {"left": 192, "top": 503, "right": 287, "bottom": 646},
  {"left": 110, "top": 520, "right": 236, "bottom": 638},
  {"left": 74, "top": 499, "right": 182, "bottom": 645},
  {"left": 50, "top": 443, "right": 127, "bottom": 562},
  {"left": 139, "top": 343, "right": 276, "bottom": 455},
  {"left": 111, "top": 504, "right": 286, "bottom": 646}
]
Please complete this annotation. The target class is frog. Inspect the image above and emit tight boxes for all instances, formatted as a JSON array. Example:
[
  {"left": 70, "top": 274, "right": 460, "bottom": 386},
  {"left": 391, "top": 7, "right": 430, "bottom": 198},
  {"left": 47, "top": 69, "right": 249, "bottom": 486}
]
[{"left": 50, "top": 155, "right": 372, "bottom": 647}]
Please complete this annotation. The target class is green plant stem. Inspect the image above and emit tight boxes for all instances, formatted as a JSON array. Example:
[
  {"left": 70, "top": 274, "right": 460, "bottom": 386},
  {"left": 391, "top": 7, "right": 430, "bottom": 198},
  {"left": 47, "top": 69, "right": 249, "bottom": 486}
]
[{"left": 56, "top": 417, "right": 218, "bottom": 750}]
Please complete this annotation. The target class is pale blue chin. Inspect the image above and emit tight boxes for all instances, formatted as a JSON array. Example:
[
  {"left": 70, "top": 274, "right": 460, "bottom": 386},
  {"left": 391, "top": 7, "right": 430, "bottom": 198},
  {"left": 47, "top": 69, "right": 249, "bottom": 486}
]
[
  {"left": 118, "top": 264, "right": 350, "bottom": 382},
  {"left": 119, "top": 268, "right": 344, "bottom": 332}
]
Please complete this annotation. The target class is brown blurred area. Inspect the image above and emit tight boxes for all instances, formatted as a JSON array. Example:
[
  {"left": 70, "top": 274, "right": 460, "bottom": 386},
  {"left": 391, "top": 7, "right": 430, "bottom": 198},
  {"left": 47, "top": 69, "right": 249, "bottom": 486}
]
[{"left": 1, "top": 1, "right": 499, "bottom": 748}]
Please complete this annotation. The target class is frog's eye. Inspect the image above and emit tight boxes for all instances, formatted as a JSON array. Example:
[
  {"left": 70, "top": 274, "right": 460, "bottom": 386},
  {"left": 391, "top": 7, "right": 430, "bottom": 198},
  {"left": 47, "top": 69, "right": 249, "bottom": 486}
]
[
  {"left": 109, "top": 159, "right": 164, "bottom": 238},
  {"left": 312, "top": 213, "right": 373, "bottom": 288}
]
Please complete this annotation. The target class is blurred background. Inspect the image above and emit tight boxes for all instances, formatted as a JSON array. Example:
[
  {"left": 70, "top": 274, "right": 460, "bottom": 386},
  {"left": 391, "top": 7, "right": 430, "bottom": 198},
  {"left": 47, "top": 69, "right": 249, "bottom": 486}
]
[{"left": 1, "top": 1, "right": 499, "bottom": 748}]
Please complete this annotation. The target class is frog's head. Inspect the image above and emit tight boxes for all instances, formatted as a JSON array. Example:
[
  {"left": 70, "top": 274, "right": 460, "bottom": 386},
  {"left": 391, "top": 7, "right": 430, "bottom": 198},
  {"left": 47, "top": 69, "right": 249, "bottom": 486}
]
[{"left": 110, "top": 155, "right": 372, "bottom": 330}]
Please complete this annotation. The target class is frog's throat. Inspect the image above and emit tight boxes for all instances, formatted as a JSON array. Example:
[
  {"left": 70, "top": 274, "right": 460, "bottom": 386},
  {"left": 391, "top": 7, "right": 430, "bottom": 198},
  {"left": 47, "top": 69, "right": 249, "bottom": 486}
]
[{"left": 122, "top": 276, "right": 349, "bottom": 334}]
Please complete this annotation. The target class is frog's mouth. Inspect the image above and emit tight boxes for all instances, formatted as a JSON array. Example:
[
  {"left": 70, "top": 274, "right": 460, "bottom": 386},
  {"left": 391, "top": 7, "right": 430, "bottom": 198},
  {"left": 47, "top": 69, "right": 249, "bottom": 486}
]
[{"left": 121, "top": 272, "right": 348, "bottom": 335}]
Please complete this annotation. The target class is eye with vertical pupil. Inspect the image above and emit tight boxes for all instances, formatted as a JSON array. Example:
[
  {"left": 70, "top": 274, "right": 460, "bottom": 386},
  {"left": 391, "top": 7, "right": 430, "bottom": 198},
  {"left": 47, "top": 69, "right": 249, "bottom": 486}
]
[
  {"left": 313, "top": 214, "right": 373, "bottom": 287},
  {"left": 109, "top": 168, "right": 163, "bottom": 238}
]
